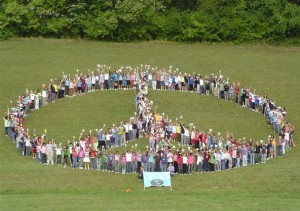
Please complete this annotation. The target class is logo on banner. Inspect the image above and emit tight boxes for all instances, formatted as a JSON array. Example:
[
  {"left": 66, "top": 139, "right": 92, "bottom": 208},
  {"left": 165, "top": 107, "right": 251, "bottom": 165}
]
[{"left": 143, "top": 171, "right": 172, "bottom": 190}]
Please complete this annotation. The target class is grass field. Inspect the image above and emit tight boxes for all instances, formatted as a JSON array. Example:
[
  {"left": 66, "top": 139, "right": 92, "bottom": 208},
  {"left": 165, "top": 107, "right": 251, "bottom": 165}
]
[{"left": 0, "top": 38, "right": 300, "bottom": 210}]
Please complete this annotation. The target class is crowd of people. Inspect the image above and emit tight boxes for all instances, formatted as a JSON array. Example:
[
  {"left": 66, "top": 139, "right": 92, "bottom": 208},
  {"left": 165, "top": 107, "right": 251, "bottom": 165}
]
[{"left": 3, "top": 64, "right": 295, "bottom": 176}]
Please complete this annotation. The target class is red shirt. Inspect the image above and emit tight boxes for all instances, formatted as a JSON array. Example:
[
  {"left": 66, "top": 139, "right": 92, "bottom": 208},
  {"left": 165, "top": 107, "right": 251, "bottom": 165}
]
[
  {"left": 90, "top": 150, "right": 96, "bottom": 158},
  {"left": 177, "top": 156, "right": 183, "bottom": 165}
]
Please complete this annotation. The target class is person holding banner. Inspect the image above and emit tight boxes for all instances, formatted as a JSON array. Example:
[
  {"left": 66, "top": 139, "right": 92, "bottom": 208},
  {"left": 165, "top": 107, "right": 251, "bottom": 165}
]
[
  {"left": 138, "top": 166, "right": 143, "bottom": 180},
  {"left": 168, "top": 163, "right": 174, "bottom": 178}
]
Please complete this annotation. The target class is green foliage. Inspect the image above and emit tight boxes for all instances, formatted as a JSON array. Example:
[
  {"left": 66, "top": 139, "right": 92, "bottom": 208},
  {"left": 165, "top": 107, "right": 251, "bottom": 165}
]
[{"left": 0, "top": 0, "right": 299, "bottom": 43}]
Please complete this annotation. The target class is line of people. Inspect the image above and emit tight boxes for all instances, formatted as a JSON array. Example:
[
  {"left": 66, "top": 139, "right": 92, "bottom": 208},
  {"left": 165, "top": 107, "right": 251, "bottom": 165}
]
[{"left": 3, "top": 64, "right": 295, "bottom": 175}]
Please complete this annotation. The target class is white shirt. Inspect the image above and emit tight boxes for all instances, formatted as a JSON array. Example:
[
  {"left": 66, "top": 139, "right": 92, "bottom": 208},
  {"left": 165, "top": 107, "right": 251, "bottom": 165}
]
[
  {"left": 183, "top": 156, "right": 188, "bottom": 164},
  {"left": 126, "top": 152, "right": 132, "bottom": 162},
  {"left": 197, "top": 155, "right": 203, "bottom": 164},
  {"left": 56, "top": 148, "right": 62, "bottom": 155},
  {"left": 184, "top": 128, "right": 189, "bottom": 136},
  {"left": 199, "top": 79, "right": 204, "bottom": 86}
]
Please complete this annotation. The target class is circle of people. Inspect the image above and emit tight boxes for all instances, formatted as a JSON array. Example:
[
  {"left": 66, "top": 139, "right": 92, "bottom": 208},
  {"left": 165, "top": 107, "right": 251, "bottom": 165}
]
[{"left": 3, "top": 64, "right": 295, "bottom": 177}]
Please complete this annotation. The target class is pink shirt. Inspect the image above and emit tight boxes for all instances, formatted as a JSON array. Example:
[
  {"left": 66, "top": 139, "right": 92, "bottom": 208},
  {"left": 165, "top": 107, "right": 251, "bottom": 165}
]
[
  {"left": 173, "top": 154, "right": 178, "bottom": 162},
  {"left": 187, "top": 155, "right": 194, "bottom": 164},
  {"left": 131, "top": 154, "right": 137, "bottom": 162},
  {"left": 41, "top": 146, "right": 46, "bottom": 153},
  {"left": 121, "top": 156, "right": 126, "bottom": 164}
]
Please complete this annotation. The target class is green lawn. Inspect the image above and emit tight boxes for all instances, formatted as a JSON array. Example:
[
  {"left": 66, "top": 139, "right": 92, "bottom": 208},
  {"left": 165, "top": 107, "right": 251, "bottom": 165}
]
[{"left": 0, "top": 39, "right": 300, "bottom": 210}]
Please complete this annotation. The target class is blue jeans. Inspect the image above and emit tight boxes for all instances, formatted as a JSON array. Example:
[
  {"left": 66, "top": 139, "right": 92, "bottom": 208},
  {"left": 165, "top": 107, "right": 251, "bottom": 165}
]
[
  {"left": 142, "top": 162, "right": 147, "bottom": 171},
  {"left": 178, "top": 164, "right": 183, "bottom": 174},
  {"left": 232, "top": 158, "right": 237, "bottom": 167},
  {"left": 50, "top": 92, "right": 56, "bottom": 102},
  {"left": 161, "top": 163, "right": 167, "bottom": 172},
  {"left": 147, "top": 162, "right": 154, "bottom": 172},
  {"left": 242, "top": 155, "right": 247, "bottom": 166},
  {"left": 25, "top": 146, "right": 31, "bottom": 156},
  {"left": 126, "top": 162, "right": 132, "bottom": 173},
  {"left": 188, "top": 164, "right": 193, "bottom": 174},
  {"left": 250, "top": 153, "right": 255, "bottom": 165},
  {"left": 79, "top": 157, "right": 84, "bottom": 168},
  {"left": 285, "top": 139, "right": 289, "bottom": 150},
  {"left": 18, "top": 142, "right": 23, "bottom": 152},
  {"left": 115, "top": 160, "right": 119, "bottom": 172},
  {"left": 132, "top": 161, "right": 137, "bottom": 173},
  {"left": 261, "top": 153, "right": 266, "bottom": 163},
  {"left": 236, "top": 157, "right": 240, "bottom": 168},
  {"left": 197, "top": 162, "right": 202, "bottom": 173},
  {"left": 96, "top": 158, "right": 101, "bottom": 170},
  {"left": 72, "top": 156, "right": 77, "bottom": 168},
  {"left": 255, "top": 153, "right": 259, "bottom": 163},
  {"left": 115, "top": 135, "right": 120, "bottom": 147},
  {"left": 56, "top": 155, "right": 62, "bottom": 165},
  {"left": 203, "top": 161, "right": 209, "bottom": 171},
  {"left": 224, "top": 91, "right": 229, "bottom": 102},
  {"left": 132, "top": 129, "right": 137, "bottom": 140},
  {"left": 221, "top": 159, "right": 226, "bottom": 171},
  {"left": 183, "top": 136, "right": 189, "bottom": 146},
  {"left": 36, "top": 152, "right": 41, "bottom": 163},
  {"left": 91, "top": 158, "right": 96, "bottom": 169},
  {"left": 278, "top": 145, "right": 283, "bottom": 156}
]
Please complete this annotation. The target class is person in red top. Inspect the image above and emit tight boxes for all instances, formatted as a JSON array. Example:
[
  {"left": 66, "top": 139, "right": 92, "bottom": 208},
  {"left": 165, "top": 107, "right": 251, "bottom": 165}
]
[
  {"left": 177, "top": 154, "right": 183, "bottom": 175},
  {"left": 90, "top": 148, "right": 96, "bottom": 170},
  {"left": 194, "top": 130, "right": 200, "bottom": 149},
  {"left": 203, "top": 149, "right": 210, "bottom": 172},
  {"left": 228, "top": 147, "right": 233, "bottom": 168},
  {"left": 235, "top": 85, "right": 240, "bottom": 104}
]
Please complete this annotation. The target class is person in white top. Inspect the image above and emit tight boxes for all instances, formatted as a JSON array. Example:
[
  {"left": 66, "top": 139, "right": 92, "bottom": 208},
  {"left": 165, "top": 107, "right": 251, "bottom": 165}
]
[
  {"left": 182, "top": 153, "right": 188, "bottom": 174},
  {"left": 126, "top": 150, "right": 132, "bottom": 174},
  {"left": 25, "top": 136, "right": 31, "bottom": 157},
  {"left": 184, "top": 127, "right": 190, "bottom": 146},
  {"left": 196, "top": 152, "right": 203, "bottom": 173},
  {"left": 91, "top": 74, "right": 96, "bottom": 92},
  {"left": 46, "top": 140, "right": 55, "bottom": 165},
  {"left": 56, "top": 145, "right": 62, "bottom": 165}
]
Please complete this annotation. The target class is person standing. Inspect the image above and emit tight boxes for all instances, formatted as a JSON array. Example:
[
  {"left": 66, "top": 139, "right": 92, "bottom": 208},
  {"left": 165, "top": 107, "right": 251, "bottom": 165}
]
[
  {"left": 71, "top": 147, "right": 78, "bottom": 169},
  {"left": 187, "top": 152, "right": 194, "bottom": 174},
  {"left": 241, "top": 145, "right": 248, "bottom": 166},
  {"left": 46, "top": 140, "right": 55, "bottom": 165},
  {"left": 114, "top": 151, "right": 120, "bottom": 173}
]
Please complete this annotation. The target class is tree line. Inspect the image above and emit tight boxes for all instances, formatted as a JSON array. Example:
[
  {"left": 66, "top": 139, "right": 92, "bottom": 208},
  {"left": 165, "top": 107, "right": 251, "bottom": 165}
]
[{"left": 1, "top": 0, "right": 300, "bottom": 44}]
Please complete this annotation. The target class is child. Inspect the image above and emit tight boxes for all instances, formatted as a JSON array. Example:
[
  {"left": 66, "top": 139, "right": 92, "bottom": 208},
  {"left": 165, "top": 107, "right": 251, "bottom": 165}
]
[
  {"left": 114, "top": 151, "right": 120, "bottom": 173},
  {"left": 62, "top": 145, "right": 69, "bottom": 168},
  {"left": 102, "top": 153, "right": 108, "bottom": 171},
  {"left": 56, "top": 144, "right": 62, "bottom": 165},
  {"left": 96, "top": 150, "right": 102, "bottom": 171},
  {"left": 168, "top": 163, "right": 175, "bottom": 178},
  {"left": 187, "top": 152, "right": 194, "bottom": 174},
  {"left": 78, "top": 147, "right": 85, "bottom": 169},
  {"left": 196, "top": 151, "right": 203, "bottom": 174},
  {"left": 41, "top": 143, "right": 46, "bottom": 164},
  {"left": 177, "top": 154, "right": 183, "bottom": 175},
  {"left": 131, "top": 152, "right": 137, "bottom": 173},
  {"left": 182, "top": 153, "right": 188, "bottom": 174},
  {"left": 121, "top": 153, "right": 126, "bottom": 174},
  {"left": 209, "top": 152, "right": 215, "bottom": 172},
  {"left": 83, "top": 148, "right": 90, "bottom": 170},
  {"left": 108, "top": 153, "right": 113, "bottom": 172},
  {"left": 32, "top": 139, "right": 37, "bottom": 159},
  {"left": 71, "top": 147, "right": 78, "bottom": 169},
  {"left": 138, "top": 166, "right": 143, "bottom": 180}
]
